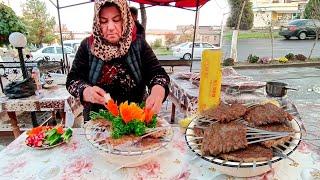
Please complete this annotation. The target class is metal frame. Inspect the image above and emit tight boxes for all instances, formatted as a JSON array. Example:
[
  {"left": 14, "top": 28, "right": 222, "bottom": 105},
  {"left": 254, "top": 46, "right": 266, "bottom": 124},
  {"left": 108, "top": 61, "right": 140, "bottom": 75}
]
[{"left": 48, "top": 0, "right": 207, "bottom": 72}]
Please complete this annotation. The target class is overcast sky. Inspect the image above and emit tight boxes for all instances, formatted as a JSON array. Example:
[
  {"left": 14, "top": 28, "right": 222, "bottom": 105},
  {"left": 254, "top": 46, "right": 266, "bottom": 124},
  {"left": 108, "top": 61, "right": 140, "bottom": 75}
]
[{"left": 9, "top": 0, "right": 229, "bottom": 32}]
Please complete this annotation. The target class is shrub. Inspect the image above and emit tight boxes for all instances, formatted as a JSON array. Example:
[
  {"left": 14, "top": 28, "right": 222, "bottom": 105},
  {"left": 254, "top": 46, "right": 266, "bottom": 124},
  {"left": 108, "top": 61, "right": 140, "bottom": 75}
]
[
  {"left": 295, "top": 54, "right": 307, "bottom": 61},
  {"left": 279, "top": 57, "right": 288, "bottom": 63},
  {"left": 285, "top": 53, "right": 295, "bottom": 60},
  {"left": 151, "top": 39, "right": 162, "bottom": 49},
  {"left": 258, "top": 57, "right": 272, "bottom": 64},
  {"left": 247, "top": 54, "right": 259, "bottom": 63},
  {"left": 223, "top": 58, "right": 235, "bottom": 66}
]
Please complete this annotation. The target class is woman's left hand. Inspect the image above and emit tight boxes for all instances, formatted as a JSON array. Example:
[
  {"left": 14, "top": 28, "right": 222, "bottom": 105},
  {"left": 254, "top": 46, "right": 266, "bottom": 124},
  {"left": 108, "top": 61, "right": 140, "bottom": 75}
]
[{"left": 145, "top": 85, "right": 165, "bottom": 114}]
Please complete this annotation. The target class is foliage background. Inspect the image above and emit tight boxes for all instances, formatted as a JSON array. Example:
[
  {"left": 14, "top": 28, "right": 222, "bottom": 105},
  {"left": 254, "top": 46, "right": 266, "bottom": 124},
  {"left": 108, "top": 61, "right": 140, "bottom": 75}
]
[
  {"left": 227, "top": 0, "right": 254, "bottom": 30},
  {"left": 21, "top": 0, "right": 56, "bottom": 46},
  {"left": 0, "top": 3, "right": 27, "bottom": 46}
]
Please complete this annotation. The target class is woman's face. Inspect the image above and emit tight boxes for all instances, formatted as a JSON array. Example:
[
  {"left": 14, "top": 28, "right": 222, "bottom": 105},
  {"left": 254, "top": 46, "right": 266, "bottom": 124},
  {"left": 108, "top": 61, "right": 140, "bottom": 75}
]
[{"left": 99, "top": 6, "right": 123, "bottom": 44}]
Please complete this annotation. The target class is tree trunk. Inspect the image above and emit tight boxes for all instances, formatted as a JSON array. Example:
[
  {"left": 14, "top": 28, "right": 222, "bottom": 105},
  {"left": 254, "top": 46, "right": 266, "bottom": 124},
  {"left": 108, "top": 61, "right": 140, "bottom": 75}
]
[
  {"left": 269, "top": 21, "right": 274, "bottom": 60},
  {"left": 230, "top": 0, "right": 247, "bottom": 62},
  {"left": 230, "top": 30, "right": 239, "bottom": 61},
  {"left": 308, "top": 27, "right": 319, "bottom": 60},
  {"left": 236, "top": 0, "right": 247, "bottom": 30},
  {"left": 139, "top": 4, "right": 147, "bottom": 29},
  {"left": 308, "top": 0, "right": 319, "bottom": 60}
]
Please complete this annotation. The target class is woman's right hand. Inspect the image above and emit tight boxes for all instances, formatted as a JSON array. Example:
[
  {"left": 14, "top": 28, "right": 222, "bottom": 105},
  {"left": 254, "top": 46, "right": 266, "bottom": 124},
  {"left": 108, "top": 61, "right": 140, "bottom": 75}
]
[{"left": 83, "top": 86, "right": 108, "bottom": 105}]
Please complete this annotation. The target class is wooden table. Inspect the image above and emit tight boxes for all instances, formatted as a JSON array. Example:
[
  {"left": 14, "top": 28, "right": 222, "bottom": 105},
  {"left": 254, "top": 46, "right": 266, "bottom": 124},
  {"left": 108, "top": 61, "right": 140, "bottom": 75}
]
[
  {"left": 168, "top": 68, "right": 268, "bottom": 123},
  {"left": 168, "top": 74, "right": 198, "bottom": 123},
  {"left": 0, "top": 85, "right": 81, "bottom": 138}
]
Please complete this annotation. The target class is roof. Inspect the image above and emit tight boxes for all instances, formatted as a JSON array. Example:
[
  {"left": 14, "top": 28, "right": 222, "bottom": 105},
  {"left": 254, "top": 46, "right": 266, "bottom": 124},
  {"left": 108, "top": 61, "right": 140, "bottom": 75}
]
[
  {"left": 130, "top": 0, "right": 209, "bottom": 8},
  {"left": 146, "top": 29, "right": 180, "bottom": 35}
]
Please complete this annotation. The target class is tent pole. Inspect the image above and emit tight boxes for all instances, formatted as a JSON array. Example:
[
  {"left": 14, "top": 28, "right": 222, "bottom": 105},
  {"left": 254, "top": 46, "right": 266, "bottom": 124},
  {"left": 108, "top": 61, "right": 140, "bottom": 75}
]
[
  {"left": 60, "top": 1, "right": 93, "bottom": 9},
  {"left": 56, "top": 0, "right": 65, "bottom": 65},
  {"left": 189, "top": 0, "right": 200, "bottom": 72},
  {"left": 48, "top": 0, "right": 57, "bottom": 8}
]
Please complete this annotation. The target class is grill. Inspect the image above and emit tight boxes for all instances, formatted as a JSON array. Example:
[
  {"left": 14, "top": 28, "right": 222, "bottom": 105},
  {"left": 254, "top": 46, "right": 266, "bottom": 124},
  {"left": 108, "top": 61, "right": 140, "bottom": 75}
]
[
  {"left": 185, "top": 102, "right": 302, "bottom": 177},
  {"left": 84, "top": 118, "right": 173, "bottom": 167}
]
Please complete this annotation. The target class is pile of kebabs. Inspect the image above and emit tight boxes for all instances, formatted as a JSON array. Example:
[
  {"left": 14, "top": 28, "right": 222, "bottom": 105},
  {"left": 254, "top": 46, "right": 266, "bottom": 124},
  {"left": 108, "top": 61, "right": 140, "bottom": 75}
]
[{"left": 191, "top": 102, "right": 296, "bottom": 163}]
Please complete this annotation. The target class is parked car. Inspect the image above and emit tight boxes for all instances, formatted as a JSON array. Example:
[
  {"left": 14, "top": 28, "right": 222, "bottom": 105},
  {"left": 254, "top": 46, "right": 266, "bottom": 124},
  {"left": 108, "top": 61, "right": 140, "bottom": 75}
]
[
  {"left": 30, "top": 45, "right": 75, "bottom": 61},
  {"left": 170, "top": 42, "right": 188, "bottom": 51},
  {"left": 279, "top": 19, "right": 320, "bottom": 40},
  {"left": 63, "top": 39, "right": 82, "bottom": 52},
  {"left": 172, "top": 42, "right": 219, "bottom": 60}
]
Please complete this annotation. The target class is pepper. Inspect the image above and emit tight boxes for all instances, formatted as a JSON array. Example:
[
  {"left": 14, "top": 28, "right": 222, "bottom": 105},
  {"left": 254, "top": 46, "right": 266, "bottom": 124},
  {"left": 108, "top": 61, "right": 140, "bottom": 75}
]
[{"left": 61, "top": 128, "right": 73, "bottom": 141}]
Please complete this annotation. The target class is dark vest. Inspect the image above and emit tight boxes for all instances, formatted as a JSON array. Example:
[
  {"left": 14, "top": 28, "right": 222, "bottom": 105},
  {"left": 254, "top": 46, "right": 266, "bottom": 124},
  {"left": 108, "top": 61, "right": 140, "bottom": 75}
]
[
  {"left": 87, "top": 38, "right": 143, "bottom": 86},
  {"left": 83, "top": 37, "right": 144, "bottom": 122}
]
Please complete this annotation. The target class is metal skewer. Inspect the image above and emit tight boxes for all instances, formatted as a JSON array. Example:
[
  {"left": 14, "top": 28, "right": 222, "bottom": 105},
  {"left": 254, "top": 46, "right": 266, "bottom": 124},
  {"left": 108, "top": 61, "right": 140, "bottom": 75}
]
[
  {"left": 273, "top": 146, "right": 297, "bottom": 164},
  {"left": 248, "top": 134, "right": 291, "bottom": 144},
  {"left": 246, "top": 134, "right": 290, "bottom": 140}
]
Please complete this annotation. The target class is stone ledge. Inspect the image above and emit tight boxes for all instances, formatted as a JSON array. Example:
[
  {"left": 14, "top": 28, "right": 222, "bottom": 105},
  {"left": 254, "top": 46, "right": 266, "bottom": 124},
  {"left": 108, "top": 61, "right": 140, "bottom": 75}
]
[{"left": 232, "top": 62, "right": 320, "bottom": 69}]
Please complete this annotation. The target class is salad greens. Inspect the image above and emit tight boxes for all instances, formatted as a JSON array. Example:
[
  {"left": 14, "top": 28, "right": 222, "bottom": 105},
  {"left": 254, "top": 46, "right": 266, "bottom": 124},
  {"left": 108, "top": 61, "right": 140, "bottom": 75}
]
[{"left": 90, "top": 109, "right": 157, "bottom": 139}]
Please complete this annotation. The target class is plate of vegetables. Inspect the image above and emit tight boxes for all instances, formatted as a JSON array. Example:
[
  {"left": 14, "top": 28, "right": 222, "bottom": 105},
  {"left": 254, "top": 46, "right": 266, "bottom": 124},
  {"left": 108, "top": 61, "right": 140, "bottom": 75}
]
[{"left": 25, "top": 125, "right": 73, "bottom": 149}]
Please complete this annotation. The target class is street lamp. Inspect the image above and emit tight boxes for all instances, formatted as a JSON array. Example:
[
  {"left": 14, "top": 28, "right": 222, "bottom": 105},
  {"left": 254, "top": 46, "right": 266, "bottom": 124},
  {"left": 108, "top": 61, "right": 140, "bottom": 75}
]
[
  {"left": 8, "top": 32, "right": 28, "bottom": 79},
  {"left": 8, "top": 32, "right": 39, "bottom": 127}
]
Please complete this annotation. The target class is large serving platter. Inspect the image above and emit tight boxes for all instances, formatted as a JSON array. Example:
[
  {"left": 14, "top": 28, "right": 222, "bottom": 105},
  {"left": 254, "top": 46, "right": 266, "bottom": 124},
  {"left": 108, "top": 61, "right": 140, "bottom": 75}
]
[
  {"left": 85, "top": 118, "right": 173, "bottom": 156},
  {"left": 185, "top": 101, "right": 302, "bottom": 177}
]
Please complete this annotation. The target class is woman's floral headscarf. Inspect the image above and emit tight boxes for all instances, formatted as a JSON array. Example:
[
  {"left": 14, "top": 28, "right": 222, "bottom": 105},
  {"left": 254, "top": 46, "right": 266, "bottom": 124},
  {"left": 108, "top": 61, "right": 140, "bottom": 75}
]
[{"left": 92, "top": 0, "right": 134, "bottom": 61}]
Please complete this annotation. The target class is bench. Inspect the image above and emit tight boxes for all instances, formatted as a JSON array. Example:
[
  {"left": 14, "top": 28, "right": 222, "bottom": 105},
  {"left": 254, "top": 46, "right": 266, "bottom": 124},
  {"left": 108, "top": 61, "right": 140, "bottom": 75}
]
[{"left": 159, "top": 60, "right": 191, "bottom": 73}]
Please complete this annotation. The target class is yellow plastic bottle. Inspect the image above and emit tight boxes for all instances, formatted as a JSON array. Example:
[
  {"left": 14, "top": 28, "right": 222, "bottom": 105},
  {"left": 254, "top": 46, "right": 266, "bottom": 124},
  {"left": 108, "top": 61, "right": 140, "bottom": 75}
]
[{"left": 198, "top": 49, "right": 222, "bottom": 113}]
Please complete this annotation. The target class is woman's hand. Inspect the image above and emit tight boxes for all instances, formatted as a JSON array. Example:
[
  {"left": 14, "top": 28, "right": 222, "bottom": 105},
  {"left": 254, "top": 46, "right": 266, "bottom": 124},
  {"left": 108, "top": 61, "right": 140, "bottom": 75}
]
[
  {"left": 145, "top": 85, "right": 165, "bottom": 114},
  {"left": 83, "top": 86, "right": 108, "bottom": 105}
]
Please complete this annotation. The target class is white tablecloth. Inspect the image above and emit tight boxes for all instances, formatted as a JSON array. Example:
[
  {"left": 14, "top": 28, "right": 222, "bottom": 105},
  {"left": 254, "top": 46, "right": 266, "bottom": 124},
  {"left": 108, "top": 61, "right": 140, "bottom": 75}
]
[{"left": 0, "top": 127, "right": 319, "bottom": 180}]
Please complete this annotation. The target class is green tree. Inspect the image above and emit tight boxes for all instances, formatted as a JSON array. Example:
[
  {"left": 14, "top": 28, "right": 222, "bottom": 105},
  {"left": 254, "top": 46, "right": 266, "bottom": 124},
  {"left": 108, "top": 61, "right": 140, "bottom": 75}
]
[
  {"left": 0, "top": 3, "right": 27, "bottom": 46},
  {"left": 227, "top": 0, "right": 254, "bottom": 30},
  {"left": 304, "top": 0, "right": 320, "bottom": 19},
  {"left": 151, "top": 39, "right": 162, "bottom": 49},
  {"left": 22, "top": 0, "right": 56, "bottom": 46}
]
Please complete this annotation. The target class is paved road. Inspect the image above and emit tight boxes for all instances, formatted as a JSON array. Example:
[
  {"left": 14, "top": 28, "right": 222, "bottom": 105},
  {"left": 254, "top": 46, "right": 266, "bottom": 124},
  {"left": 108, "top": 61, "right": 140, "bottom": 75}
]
[
  {"left": 3, "top": 38, "right": 318, "bottom": 64},
  {"left": 158, "top": 38, "right": 320, "bottom": 62},
  {"left": 222, "top": 38, "right": 320, "bottom": 61}
]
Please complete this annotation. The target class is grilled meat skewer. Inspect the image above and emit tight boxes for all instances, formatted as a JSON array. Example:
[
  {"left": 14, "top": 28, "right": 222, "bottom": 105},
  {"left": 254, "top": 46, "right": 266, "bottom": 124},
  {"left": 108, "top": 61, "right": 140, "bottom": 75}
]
[
  {"left": 245, "top": 103, "right": 293, "bottom": 126},
  {"left": 201, "top": 122, "right": 248, "bottom": 156}
]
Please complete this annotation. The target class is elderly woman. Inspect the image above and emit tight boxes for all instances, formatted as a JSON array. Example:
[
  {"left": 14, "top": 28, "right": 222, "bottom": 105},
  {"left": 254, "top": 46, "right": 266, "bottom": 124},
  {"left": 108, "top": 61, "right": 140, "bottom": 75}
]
[{"left": 66, "top": 0, "right": 170, "bottom": 122}]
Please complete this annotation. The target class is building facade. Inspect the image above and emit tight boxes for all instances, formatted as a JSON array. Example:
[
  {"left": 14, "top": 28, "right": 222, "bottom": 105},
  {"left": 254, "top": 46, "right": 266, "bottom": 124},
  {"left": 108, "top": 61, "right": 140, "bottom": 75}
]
[
  {"left": 145, "top": 29, "right": 180, "bottom": 46},
  {"left": 251, "top": 0, "right": 308, "bottom": 28},
  {"left": 146, "top": 25, "right": 221, "bottom": 47}
]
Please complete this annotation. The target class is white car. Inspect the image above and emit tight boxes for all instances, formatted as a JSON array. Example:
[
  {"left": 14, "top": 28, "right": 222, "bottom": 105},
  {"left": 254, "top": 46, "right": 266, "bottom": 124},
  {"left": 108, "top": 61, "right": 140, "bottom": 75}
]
[
  {"left": 172, "top": 42, "right": 219, "bottom": 60},
  {"left": 30, "top": 45, "right": 75, "bottom": 65},
  {"left": 63, "top": 39, "right": 82, "bottom": 52},
  {"left": 170, "top": 42, "right": 188, "bottom": 51}
]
